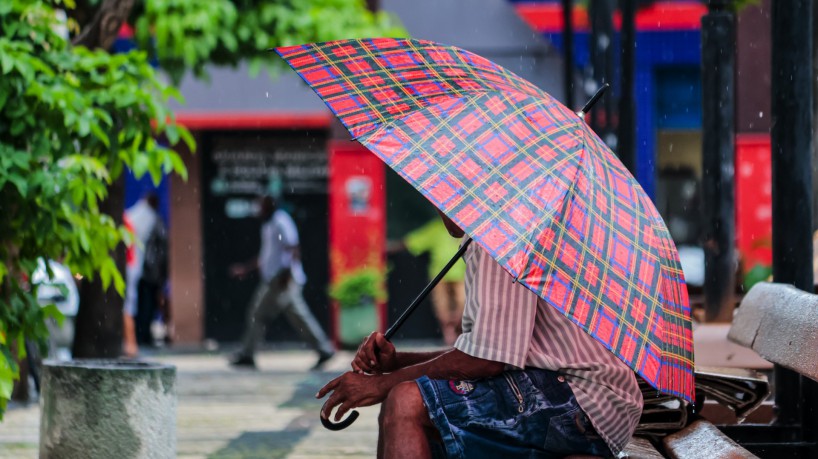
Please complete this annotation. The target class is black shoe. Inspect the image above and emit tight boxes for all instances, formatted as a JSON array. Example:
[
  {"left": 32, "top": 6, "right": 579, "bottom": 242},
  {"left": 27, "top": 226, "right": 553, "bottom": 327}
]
[
  {"left": 310, "top": 351, "right": 335, "bottom": 371},
  {"left": 229, "top": 354, "right": 257, "bottom": 369}
]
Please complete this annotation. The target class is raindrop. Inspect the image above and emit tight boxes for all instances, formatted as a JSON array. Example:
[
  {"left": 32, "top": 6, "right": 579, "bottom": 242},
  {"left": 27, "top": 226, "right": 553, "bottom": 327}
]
[
  {"left": 758, "top": 111, "right": 764, "bottom": 118},
  {"left": 266, "top": 92, "right": 270, "bottom": 98}
]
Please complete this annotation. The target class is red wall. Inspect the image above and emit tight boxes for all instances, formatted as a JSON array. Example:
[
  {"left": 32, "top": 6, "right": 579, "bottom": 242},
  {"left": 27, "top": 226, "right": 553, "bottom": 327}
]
[
  {"left": 328, "top": 141, "right": 387, "bottom": 342},
  {"left": 736, "top": 134, "right": 772, "bottom": 272}
]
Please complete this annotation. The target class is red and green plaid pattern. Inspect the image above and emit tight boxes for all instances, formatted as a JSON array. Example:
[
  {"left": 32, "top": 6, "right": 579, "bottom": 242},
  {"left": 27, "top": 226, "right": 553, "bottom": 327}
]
[{"left": 276, "top": 38, "right": 694, "bottom": 402}]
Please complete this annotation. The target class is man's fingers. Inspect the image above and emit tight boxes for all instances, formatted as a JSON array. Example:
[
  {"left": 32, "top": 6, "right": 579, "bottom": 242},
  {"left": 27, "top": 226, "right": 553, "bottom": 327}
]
[
  {"left": 334, "top": 401, "right": 350, "bottom": 422},
  {"left": 316, "top": 376, "right": 340, "bottom": 399},
  {"left": 321, "top": 392, "right": 342, "bottom": 419},
  {"left": 352, "top": 356, "right": 371, "bottom": 373},
  {"left": 374, "top": 333, "right": 391, "bottom": 353},
  {"left": 363, "top": 339, "right": 378, "bottom": 366}
]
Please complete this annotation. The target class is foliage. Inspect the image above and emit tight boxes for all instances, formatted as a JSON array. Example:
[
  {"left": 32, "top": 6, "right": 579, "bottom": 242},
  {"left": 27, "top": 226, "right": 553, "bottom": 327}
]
[
  {"left": 1, "top": 0, "right": 404, "bottom": 420},
  {"left": 135, "top": 0, "right": 406, "bottom": 84},
  {"left": 0, "top": 0, "right": 191, "bottom": 419},
  {"left": 329, "top": 268, "right": 387, "bottom": 309},
  {"left": 742, "top": 264, "right": 772, "bottom": 292}
]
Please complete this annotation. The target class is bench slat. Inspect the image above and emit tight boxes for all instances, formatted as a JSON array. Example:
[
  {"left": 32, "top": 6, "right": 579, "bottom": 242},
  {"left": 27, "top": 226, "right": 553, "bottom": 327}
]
[
  {"left": 622, "top": 436, "right": 664, "bottom": 458},
  {"left": 663, "top": 420, "right": 758, "bottom": 459},
  {"left": 728, "top": 282, "right": 818, "bottom": 382}
]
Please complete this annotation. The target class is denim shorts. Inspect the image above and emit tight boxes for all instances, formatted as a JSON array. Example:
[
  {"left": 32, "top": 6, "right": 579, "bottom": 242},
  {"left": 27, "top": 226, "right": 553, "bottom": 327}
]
[{"left": 416, "top": 368, "right": 611, "bottom": 459}]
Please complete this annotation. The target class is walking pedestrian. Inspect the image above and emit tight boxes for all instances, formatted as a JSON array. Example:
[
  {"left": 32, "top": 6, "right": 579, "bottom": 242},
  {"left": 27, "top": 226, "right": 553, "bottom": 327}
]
[
  {"left": 123, "top": 193, "right": 164, "bottom": 351},
  {"left": 230, "top": 196, "right": 335, "bottom": 370}
]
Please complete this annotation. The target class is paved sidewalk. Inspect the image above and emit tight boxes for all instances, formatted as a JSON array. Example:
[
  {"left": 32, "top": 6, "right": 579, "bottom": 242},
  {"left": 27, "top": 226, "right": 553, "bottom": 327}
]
[
  {"left": 0, "top": 324, "right": 769, "bottom": 458},
  {"left": 0, "top": 348, "right": 396, "bottom": 459}
]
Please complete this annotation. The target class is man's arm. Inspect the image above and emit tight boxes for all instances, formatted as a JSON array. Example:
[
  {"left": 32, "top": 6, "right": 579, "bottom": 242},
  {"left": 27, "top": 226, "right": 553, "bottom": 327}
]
[
  {"left": 390, "top": 348, "right": 506, "bottom": 381},
  {"left": 351, "top": 332, "right": 447, "bottom": 374},
  {"left": 229, "top": 256, "right": 258, "bottom": 279},
  {"left": 318, "top": 348, "right": 505, "bottom": 422}
]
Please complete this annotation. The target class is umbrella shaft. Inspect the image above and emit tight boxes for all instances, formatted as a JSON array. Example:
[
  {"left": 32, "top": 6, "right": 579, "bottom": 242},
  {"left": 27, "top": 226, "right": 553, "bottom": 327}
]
[{"left": 384, "top": 238, "right": 473, "bottom": 340}]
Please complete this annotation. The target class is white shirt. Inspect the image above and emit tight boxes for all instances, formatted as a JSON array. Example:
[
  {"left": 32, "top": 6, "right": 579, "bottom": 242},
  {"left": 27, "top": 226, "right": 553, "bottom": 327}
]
[
  {"left": 124, "top": 199, "right": 158, "bottom": 277},
  {"left": 259, "top": 209, "right": 306, "bottom": 285}
]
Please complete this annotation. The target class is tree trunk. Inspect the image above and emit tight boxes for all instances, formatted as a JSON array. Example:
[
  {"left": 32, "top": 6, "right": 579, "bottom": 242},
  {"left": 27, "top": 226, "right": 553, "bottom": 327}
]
[
  {"left": 70, "top": 0, "right": 136, "bottom": 359},
  {"left": 10, "top": 341, "right": 29, "bottom": 403},
  {"left": 72, "top": 175, "right": 126, "bottom": 359},
  {"left": 72, "top": 0, "right": 136, "bottom": 50}
]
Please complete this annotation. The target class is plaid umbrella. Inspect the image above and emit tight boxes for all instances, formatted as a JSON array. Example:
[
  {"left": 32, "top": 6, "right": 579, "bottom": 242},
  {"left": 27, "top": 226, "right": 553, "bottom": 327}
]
[{"left": 276, "top": 38, "right": 695, "bottom": 403}]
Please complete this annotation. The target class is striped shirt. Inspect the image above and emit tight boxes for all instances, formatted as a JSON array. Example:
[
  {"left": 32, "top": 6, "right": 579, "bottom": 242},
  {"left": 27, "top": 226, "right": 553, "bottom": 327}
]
[{"left": 454, "top": 243, "right": 643, "bottom": 455}]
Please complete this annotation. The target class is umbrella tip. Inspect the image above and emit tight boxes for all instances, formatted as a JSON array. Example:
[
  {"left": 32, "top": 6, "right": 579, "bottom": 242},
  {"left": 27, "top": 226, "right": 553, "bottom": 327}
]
[{"left": 577, "top": 83, "right": 610, "bottom": 117}]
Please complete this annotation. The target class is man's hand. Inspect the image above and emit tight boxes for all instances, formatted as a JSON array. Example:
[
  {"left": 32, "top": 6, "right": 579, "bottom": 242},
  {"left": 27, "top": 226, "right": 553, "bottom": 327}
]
[
  {"left": 351, "top": 332, "right": 397, "bottom": 374},
  {"left": 316, "top": 371, "right": 391, "bottom": 422}
]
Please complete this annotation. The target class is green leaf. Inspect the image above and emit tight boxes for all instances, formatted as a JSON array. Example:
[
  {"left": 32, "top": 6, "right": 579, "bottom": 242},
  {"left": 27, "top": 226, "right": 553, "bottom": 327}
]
[
  {"left": 40, "top": 304, "right": 65, "bottom": 327},
  {"left": 0, "top": 377, "right": 11, "bottom": 401},
  {"left": 9, "top": 175, "right": 27, "bottom": 197},
  {"left": 0, "top": 355, "right": 15, "bottom": 400},
  {"left": 15, "top": 334, "right": 25, "bottom": 360},
  {"left": 130, "top": 152, "right": 149, "bottom": 178},
  {"left": 99, "top": 258, "right": 119, "bottom": 291},
  {"left": 89, "top": 123, "right": 110, "bottom": 148},
  {"left": 178, "top": 126, "right": 196, "bottom": 152},
  {"left": 167, "top": 151, "right": 188, "bottom": 181},
  {"left": 112, "top": 269, "right": 125, "bottom": 297},
  {"left": 0, "top": 52, "right": 12, "bottom": 74}
]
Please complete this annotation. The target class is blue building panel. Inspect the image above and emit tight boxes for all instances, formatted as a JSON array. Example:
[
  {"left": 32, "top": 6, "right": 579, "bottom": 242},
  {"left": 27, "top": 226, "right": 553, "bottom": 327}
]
[{"left": 543, "top": 29, "right": 701, "bottom": 197}]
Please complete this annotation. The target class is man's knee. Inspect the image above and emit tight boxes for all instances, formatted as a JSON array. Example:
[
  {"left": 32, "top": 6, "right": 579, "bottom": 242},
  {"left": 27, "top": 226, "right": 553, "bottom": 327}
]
[{"left": 380, "top": 381, "right": 428, "bottom": 427}]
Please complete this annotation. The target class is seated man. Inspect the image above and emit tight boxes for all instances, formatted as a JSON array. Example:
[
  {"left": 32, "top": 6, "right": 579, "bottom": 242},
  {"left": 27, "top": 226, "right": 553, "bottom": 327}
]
[{"left": 318, "top": 212, "right": 643, "bottom": 458}]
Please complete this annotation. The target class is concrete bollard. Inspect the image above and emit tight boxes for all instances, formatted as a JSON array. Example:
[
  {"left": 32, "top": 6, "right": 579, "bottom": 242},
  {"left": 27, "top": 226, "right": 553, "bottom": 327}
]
[{"left": 39, "top": 360, "right": 176, "bottom": 459}]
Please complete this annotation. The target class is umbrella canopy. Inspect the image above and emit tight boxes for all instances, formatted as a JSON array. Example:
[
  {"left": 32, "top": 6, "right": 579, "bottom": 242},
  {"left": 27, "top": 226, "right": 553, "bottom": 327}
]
[{"left": 276, "top": 38, "right": 694, "bottom": 403}]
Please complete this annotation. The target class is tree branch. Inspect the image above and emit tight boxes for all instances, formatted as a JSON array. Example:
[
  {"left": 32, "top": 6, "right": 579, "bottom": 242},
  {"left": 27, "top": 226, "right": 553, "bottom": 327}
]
[{"left": 71, "top": 0, "right": 137, "bottom": 50}]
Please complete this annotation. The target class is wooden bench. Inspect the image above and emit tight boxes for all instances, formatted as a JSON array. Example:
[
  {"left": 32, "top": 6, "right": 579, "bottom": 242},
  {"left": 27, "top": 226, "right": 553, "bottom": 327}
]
[{"left": 661, "top": 282, "right": 818, "bottom": 458}]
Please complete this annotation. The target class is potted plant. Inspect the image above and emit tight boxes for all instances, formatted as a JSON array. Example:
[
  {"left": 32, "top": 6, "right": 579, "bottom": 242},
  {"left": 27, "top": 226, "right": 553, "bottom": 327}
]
[{"left": 329, "top": 267, "right": 387, "bottom": 347}]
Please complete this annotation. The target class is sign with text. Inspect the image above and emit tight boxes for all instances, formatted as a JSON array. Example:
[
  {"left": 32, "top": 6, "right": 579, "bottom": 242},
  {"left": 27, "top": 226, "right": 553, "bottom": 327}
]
[{"left": 201, "top": 131, "right": 330, "bottom": 342}]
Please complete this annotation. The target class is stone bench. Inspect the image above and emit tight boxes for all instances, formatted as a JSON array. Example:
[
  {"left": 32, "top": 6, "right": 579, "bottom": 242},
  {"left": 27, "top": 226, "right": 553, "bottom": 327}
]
[{"left": 662, "top": 282, "right": 818, "bottom": 458}]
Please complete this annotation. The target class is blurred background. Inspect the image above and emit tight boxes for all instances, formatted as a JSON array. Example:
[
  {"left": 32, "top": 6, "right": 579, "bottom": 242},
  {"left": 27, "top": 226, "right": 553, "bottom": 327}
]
[
  {"left": 138, "top": 0, "right": 780, "bottom": 351},
  {"left": 5, "top": 0, "right": 818, "bottom": 457}
]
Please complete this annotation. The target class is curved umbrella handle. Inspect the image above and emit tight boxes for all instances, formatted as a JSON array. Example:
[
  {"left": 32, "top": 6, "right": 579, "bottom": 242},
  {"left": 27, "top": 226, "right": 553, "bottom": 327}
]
[
  {"left": 320, "top": 401, "right": 360, "bottom": 430},
  {"left": 318, "top": 239, "right": 473, "bottom": 431}
]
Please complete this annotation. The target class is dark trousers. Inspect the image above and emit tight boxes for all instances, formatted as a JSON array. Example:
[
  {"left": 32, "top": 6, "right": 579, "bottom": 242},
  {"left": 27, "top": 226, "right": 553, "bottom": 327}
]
[{"left": 135, "top": 279, "right": 161, "bottom": 345}]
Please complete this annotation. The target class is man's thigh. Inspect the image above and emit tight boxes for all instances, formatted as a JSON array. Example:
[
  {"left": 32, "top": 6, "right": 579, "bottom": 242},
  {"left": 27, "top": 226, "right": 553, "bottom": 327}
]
[{"left": 414, "top": 370, "right": 609, "bottom": 459}]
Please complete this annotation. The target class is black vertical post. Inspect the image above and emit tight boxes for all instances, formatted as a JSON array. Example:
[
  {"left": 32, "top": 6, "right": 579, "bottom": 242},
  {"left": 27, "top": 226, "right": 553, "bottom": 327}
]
[
  {"left": 701, "top": 0, "right": 736, "bottom": 323},
  {"left": 588, "top": 0, "right": 615, "bottom": 137},
  {"left": 602, "top": 0, "right": 615, "bottom": 141},
  {"left": 771, "top": 0, "right": 813, "bottom": 427},
  {"left": 562, "top": 0, "right": 575, "bottom": 110},
  {"left": 617, "top": 0, "right": 636, "bottom": 174}
]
